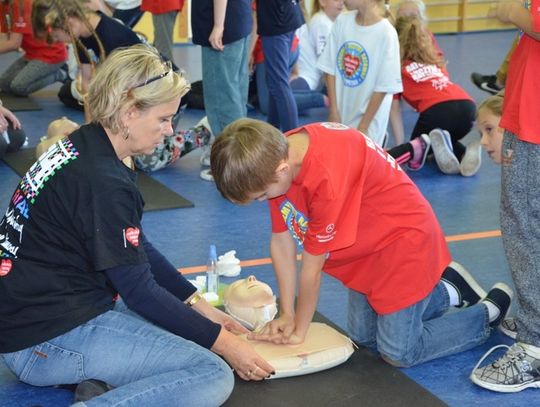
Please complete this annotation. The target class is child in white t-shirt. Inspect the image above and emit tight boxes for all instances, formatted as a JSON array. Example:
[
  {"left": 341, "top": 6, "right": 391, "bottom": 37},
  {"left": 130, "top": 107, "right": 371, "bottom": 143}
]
[{"left": 317, "top": 0, "right": 402, "bottom": 146}]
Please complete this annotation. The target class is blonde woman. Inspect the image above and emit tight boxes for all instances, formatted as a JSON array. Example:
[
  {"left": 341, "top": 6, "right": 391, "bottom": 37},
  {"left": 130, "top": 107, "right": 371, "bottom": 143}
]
[{"left": 0, "top": 45, "right": 273, "bottom": 406}]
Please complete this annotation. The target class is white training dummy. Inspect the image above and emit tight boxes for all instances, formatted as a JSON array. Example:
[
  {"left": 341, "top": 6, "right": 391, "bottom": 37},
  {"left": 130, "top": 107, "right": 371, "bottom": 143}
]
[
  {"left": 35, "top": 117, "right": 79, "bottom": 159},
  {"left": 224, "top": 276, "right": 355, "bottom": 379}
]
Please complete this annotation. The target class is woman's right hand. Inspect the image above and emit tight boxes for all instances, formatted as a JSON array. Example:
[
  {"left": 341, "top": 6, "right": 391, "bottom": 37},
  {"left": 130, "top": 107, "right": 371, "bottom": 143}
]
[{"left": 212, "top": 329, "right": 274, "bottom": 381}]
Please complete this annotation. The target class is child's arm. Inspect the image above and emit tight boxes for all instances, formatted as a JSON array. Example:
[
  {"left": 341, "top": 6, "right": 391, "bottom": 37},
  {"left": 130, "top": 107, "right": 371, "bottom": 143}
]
[
  {"left": 209, "top": 0, "right": 227, "bottom": 51},
  {"left": 358, "top": 91, "right": 386, "bottom": 136},
  {"left": 0, "top": 32, "right": 22, "bottom": 54},
  {"left": 490, "top": 1, "right": 540, "bottom": 40},
  {"left": 325, "top": 73, "right": 341, "bottom": 123},
  {"left": 389, "top": 98, "right": 405, "bottom": 146},
  {"left": 80, "top": 64, "right": 93, "bottom": 123}
]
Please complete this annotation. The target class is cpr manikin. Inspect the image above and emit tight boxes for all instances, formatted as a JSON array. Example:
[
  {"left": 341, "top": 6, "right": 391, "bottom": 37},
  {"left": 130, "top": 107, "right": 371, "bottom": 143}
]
[
  {"left": 223, "top": 275, "right": 278, "bottom": 331},
  {"left": 224, "top": 276, "right": 355, "bottom": 379}
]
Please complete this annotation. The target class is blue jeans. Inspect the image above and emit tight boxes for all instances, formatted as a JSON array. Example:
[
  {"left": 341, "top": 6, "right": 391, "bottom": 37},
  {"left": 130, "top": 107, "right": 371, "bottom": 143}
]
[
  {"left": 347, "top": 282, "right": 491, "bottom": 367},
  {"left": 261, "top": 32, "right": 299, "bottom": 131},
  {"left": 1, "top": 300, "right": 233, "bottom": 407},
  {"left": 202, "top": 35, "right": 250, "bottom": 136}
]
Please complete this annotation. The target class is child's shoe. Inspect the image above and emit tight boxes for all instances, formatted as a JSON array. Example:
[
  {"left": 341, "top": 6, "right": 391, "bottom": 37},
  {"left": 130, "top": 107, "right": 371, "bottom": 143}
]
[
  {"left": 470, "top": 343, "right": 540, "bottom": 392},
  {"left": 429, "top": 129, "right": 460, "bottom": 174},
  {"left": 500, "top": 317, "right": 518, "bottom": 340},
  {"left": 482, "top": 283, "right": 513, "bottom": 327},
  {"left": 197, "top": 116, "right": 213, "bottom": 167},
  {"left": 407, "top": 134, "right": 431, "bottom": 171},
  {"left": 470, "top": 73, "right": 504, "bottom": 95},
  {"left": 441, "top": 261, "right": 487, "bottom": 308},
  {"left": 200, "top": 168, "right": 214, "bottom": 182},
  {"left": 460, "top": 140, "right": 482, "bottom": 177}
]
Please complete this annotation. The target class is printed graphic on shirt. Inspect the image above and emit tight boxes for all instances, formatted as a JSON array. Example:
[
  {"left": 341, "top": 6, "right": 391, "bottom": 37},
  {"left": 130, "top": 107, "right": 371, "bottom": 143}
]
[
  {"left": 0, "top": 138, "right": 78, "bottom": 260},
  {"left": 0, "top": 258, "right": 12, "bottom": 277},
  {"left": 316, "top": 223, "right": 336, "bottom": 243},
  {"left": 123, "top": 227, "right": 140, "bottom": 248},
  {"left": 405, "top": 62, "right": 450, "bottom": 91},
  {"left": 320, "top": 122, "right": 349, "bottom": 130},
  {"left": 279, "top": 200, "right": 308, "bottom": 248},
  {"left": 337, "top": 42, "right": 369, "bottom": 87},
  {"left": 363, "top": 133, "right": 402, "bottom": 172}
]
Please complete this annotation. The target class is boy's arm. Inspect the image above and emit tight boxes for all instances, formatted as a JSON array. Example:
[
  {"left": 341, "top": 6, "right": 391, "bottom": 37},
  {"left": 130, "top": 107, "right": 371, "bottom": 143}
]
[
  {"left": 490, "top": 1, "right": 540, "bottom": 40},
  {"left": 325, "top": 73, "right": 341, "bottom": 123},
  {"left": 209, "top": 0, "right": 227, "bottom": 51},
  {"left": 270, "top": 231, "right": 298, "bottom": 316},
  {"left": 358, "top": 91, "right": 386, "bottom": 136},
  {"left": 294, "top": 250, "right": 326, "bottom": 340}
]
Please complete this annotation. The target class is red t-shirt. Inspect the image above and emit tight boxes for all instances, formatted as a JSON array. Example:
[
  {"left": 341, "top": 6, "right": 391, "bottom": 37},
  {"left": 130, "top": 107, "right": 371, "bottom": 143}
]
[
  {"left": 396, "top": 60, "right": 472, "bottom": 112},
  {"left": 0, "top": 0, "right": 66, "bottom": 64},
  {"left": 141, "top": 0, "right": 184, "bottom": 14},
  {"left": 269, "top": 123, "right": 450, "bottom": 314},
  {"left": 499, "top": 0, "right": 540, "bottom": 144}
]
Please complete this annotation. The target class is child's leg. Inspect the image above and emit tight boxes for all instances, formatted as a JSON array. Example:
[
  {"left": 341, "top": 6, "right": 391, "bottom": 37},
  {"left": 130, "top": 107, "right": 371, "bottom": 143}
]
[
  {"left": 8, "top": 59, "right": 65, "bottom": 96},
  {"left": 0, "top": 58, "right": 27, "bottom": 93},
  {"left": 500, "top": 131, "right": 540, "bottom": 347},
  {"left": 375, "top": 283, "right": 490, "bottom": 367},
  {"left": 347, "top": 289, "right": 377, "bottom": 348}
]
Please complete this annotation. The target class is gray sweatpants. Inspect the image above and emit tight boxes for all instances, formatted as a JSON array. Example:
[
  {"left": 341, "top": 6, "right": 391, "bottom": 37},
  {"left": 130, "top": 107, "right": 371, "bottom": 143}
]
[{"left": 500, "top": 130, "right": 540, "bottom": 347}]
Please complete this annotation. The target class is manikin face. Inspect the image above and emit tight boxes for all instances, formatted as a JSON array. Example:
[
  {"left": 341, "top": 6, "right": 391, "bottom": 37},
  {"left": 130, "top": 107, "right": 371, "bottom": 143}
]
[
  {"left": 48, "top": 117, "right": 79, "bottom": 138},
  {"left": 124, "top": 99, "right": 179, "bottom": 156},
  {"left": 477, "top": 108, "right": 503, "bottom": 165},
  {"left": 320, "top": 0, "right": 345, "bottom": 20}
]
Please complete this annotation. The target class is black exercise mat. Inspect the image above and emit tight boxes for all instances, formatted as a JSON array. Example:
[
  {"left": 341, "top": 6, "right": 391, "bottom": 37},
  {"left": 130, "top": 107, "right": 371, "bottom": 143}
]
[
  {"left": 0, "top": 92, "right": 42, "bottom": 111},
  {"left": 224, "top": 311, "right": 446, "bottom": 407},
  {"left": 2, "top": 148, "right": 194, "bottom": 211}
]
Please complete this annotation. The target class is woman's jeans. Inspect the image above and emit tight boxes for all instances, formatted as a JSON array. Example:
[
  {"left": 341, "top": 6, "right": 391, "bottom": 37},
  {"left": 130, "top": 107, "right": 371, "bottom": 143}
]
[
  {"left": 348, "top": 282, "right": 491, "bottom": 367},
  {"left": 1, "top": 300, "right": 234, "bottom": 407}
]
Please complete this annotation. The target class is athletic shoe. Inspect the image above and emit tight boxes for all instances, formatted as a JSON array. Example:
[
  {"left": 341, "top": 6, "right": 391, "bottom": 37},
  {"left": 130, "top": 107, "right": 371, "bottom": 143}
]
[
  {"left": 74, "top": 379, "right": 113, "bottom": 402},
  {"left": 200, "top": 168, "right": 214, "bottom": 182},
  {"left": 500, "top": 317, "right": 518, "bottom": 340},
  {"left": 482, "top": 283, "right": 513, "bottom": 327},
  {"left": 407, "top": 134, "right": 431, "bottom": 171},
  {"left": 470, "top": 73, "right": 504, "bottom": 95},
  {"left": 460, "top": 139, "right": 482, "bottom": 177},
  {"left": 470, "top": 343, "right": 540, "bottom": 392},
  {"left": 441, "top": 261, "right": 487, "bottom": 308},
  {"left": 429, "top": 128, "right": 460, "bottom": 174},
  {"left": 197, "top": 116, "right": 213, "bottom": 167}
]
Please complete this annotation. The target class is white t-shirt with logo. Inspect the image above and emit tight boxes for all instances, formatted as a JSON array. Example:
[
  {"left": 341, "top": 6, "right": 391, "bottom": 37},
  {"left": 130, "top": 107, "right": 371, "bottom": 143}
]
[
  {"left": 317, "top": 13, "right": 402, "bottom": 145},
  {"left": 297, "top": 11, "right": 334, "bottom": 90}
]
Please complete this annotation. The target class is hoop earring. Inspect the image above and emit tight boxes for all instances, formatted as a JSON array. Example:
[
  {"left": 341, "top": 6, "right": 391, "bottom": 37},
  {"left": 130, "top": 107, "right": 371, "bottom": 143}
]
[{"left": 123, "top": 126, "right": 130, "bottom": 140}]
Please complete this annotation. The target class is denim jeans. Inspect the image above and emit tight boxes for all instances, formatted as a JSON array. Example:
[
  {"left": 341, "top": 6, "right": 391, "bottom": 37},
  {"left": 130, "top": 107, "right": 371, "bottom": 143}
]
[
  {"left": 261, "top": 32, "right": 299, "bottom": 132},
  {"left": 1, "top": 300, "right": 234, "bottom": 407},
  {"left": 202, "top": 35, "right": 250, "bottom": 136},
  {"left": 0, "top": 57, "right": 64, "bottom": 96},
  {"left": 347, "top": 282, "right": 491, "bottom": 367}
]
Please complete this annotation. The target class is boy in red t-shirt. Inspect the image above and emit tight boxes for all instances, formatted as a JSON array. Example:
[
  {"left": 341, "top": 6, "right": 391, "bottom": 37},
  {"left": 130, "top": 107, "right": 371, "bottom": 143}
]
[
  {"left": 211, "top": 118, "right": 513, "bottom": 367},
  {"left": 470, "top": 0, "right": 540, "bottom": 392},
  {"left": 0, "top": 0, "right": 67, "bottom": 96}
]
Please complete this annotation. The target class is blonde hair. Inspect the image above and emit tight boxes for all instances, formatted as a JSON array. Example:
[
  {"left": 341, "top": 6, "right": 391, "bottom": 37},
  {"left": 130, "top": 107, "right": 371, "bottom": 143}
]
[
  {"left": 477, "top": 94, "right": 504, "bottom": 119},
  {"left": 211, "top": 119, "right": 289, "bottom": 204},
  {"left": 87, "top": 44, "right": 190, "bottom": 134},
  {"left": 396, "top": 0, "right": 427, "bottom": 22},
  {"left": 31, "top": 0, "right": 105, "bottom": 72},
  {"left": 395, "top": 15, "right": 444, "bottom": 67}
]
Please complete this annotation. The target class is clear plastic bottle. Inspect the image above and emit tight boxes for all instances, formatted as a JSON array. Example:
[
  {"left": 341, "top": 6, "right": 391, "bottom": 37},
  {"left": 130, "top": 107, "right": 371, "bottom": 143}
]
[{"left": 206, "top": 244, "right": 219, "bottom": 294}]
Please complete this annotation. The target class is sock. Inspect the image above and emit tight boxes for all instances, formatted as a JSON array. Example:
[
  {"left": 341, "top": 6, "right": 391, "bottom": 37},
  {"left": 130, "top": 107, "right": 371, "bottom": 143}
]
[
  {"left": 442, "top": 281, "right": 460, "bottom": 306},
  {"left": 410, "top": 137, "right": 423, "bottom": 160},
  {"left": 482, "top": 301, "right": 500, "bottom": 322}
]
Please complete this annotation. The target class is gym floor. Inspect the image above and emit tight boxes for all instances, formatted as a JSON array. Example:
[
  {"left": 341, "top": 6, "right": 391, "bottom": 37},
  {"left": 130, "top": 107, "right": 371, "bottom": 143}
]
[{"left": 0, "top": 29, "right": 533, "bottom": 406}]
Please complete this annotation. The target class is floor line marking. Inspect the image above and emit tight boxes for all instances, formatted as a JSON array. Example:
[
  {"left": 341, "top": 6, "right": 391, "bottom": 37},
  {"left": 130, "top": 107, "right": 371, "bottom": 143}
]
[{"left": 179, "top": 229, "right": 502, "bottom": 275}]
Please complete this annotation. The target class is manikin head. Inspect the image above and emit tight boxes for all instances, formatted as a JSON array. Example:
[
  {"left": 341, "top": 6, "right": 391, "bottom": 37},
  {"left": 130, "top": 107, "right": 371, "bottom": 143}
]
[
  {"left": 223, "top": 276, "right": 277, "bottom": 331},
  {"left": 36, "top": 117, "right": 80, "bottom": 158}
]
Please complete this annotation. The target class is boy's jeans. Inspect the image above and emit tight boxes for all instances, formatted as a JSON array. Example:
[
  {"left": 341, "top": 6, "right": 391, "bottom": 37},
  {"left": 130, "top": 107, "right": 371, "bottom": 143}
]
[
  {"left": 2, "top": 300, "right": 233, "bottom": 407},
  {"left": 348, "top": 282, "right": 491, "bottom": 367}
]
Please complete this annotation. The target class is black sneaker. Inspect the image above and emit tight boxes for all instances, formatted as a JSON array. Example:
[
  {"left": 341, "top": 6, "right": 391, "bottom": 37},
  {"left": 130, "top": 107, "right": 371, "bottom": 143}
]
[
  {"left": 441, "top": 261, "right": 487, "bottom": 308},
  {"left": 470, "top": 73, "right": 504, "bottom": 95},
  {"left": 74, "top": 379, "right": 113, "bottom": 402},
  {"left": 482, "top": 283, "right": 513, "bottom": 327},
  {"left": 499, "top": 317, "right": 518, "bottom": 340}
]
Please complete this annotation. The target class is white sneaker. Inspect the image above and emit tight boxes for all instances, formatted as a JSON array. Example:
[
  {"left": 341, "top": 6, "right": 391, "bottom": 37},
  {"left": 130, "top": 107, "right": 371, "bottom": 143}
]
[
  {"left": 195, "top": 116, "right": 213, "bottom": 138},
  {"left": 200, "top": 168, "right": 214, "bottom": 182},
  {"left": 460, "top": 140, "right": 482, "bottom": 177},
  {"left": 200, "top": 146, "right": 211, "bottom": 167},
  {"left": 429, "top": 129, "right": 460, "bottom": 174}
]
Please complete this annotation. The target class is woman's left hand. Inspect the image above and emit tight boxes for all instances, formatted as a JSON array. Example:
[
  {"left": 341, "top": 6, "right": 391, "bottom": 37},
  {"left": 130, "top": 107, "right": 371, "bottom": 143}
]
[{"left": 210, "top": 306, "right": 249, "bottom": 335}]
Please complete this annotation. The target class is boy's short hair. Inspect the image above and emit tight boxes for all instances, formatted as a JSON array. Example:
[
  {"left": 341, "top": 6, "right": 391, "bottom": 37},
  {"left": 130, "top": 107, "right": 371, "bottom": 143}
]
[{"left": 211, "top": 118, "right": 289, "bottom": 204}]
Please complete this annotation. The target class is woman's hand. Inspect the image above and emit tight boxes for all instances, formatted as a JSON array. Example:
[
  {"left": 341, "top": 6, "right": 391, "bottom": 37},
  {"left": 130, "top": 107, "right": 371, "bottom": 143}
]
[
  {"left": 208, "top": 306, "right": 249, "bottom": 335},
  {"left": 212, "top": 329, "right": 275, "bottom": 381},
  {"left": 0, "top": 106, "right": 21, "bottom": 130}
]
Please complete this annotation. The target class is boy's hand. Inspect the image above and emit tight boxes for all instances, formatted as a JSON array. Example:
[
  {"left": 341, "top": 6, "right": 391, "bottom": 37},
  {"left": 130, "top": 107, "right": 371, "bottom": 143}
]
[{"left": 248, "top": 314, "right": 298, "bottom": 344}]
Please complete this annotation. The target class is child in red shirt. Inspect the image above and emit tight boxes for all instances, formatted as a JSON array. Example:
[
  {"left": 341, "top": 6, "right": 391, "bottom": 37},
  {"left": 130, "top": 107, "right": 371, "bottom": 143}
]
[
  {"left": 211, "top": 119, "right": 513, "bottom": 367},
  {"left": 470, "top": 0, "right": 540, "bottom": 392}
]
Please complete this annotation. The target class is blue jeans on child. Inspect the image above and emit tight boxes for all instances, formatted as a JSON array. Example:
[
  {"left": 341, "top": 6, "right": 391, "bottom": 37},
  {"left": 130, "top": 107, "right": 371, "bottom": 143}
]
[
  {"left": 261, "top": 32, "right": 299, "bottom": 132},
  {"left": 1, "top": 300, "right": 234, "bottom": 407},
  {"left": 348, "top": 282, "right": 491, "bottom": 367}
]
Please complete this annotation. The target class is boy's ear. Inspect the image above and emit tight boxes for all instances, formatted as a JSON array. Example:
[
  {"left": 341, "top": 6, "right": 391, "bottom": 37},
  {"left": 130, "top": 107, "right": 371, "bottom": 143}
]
[{"left": 275, "top": 161, "right": 289, "bottom": 175}]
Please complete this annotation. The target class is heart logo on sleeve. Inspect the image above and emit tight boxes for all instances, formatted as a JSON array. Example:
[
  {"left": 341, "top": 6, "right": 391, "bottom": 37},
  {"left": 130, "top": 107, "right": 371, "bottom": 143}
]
[
  {"left": 124, "top": 227, "right": 140, "bottom": 247},
  {"left": 0, "top": 259, "right": 13, "bottom": 277}
]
